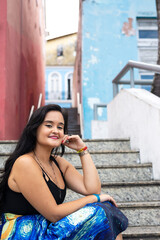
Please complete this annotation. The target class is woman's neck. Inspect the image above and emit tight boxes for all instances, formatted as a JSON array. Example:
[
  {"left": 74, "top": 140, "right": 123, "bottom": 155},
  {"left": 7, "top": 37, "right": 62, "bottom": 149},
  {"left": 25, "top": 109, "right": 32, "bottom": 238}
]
[{"left": 33, "top": 145, "right": 53, "bottom": 164}]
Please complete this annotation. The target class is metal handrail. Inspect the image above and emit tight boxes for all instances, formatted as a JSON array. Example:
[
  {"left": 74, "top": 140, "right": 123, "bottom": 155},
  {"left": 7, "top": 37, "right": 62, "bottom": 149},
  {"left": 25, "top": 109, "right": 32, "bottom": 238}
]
[
  {"left": 28, "top": 93, "right": 43, "bottom": 121},
  {"left": 77, "top": 92, "right": 83, "bottom": 137},
  {"left": 112, "top": 60, "right": 160, "bottom": 97}
]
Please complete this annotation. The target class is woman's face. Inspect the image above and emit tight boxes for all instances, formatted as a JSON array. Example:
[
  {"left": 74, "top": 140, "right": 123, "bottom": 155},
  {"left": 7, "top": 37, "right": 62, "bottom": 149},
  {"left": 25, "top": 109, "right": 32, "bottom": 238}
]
[{"left": 36, "top": 111, "right": 65, "bottom": 148}]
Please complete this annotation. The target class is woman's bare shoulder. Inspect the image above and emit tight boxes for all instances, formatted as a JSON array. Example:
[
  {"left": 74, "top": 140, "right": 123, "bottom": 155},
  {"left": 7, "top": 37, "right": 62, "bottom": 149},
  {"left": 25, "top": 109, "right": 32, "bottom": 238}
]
[
  {"left": 9, "top": 153, "right": 42, "bottom": 192},
  {"left": 13, "top": 153, "right": 39, "bottom": 171}
]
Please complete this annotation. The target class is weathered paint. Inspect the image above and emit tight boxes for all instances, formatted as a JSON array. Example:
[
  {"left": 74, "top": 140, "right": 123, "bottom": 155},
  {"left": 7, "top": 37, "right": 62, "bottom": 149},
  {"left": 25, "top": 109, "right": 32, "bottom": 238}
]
[
  {"left": 0, "top": 0, "right": 45, "bottom": 140},
  {"left": 82, "top": 0, "right": 156, "bottom": 139},
  {"left": 46, "top": 33, "right": 77, "bottom": 66},
  {"left": 122, "top": 18, "right": 136, "bottom": 36}
]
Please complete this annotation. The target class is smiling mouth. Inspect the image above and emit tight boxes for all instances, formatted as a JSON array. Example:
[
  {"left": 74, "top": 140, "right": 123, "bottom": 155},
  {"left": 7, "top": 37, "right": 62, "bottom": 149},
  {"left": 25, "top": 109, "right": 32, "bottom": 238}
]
[{"left": 49, "top": 136, "right": 59, "bottom": 140}]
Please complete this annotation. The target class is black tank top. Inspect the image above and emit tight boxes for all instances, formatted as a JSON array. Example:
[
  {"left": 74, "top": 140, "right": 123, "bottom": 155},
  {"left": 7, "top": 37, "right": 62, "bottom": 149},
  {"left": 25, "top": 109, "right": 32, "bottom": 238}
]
[{"left": 2, "top": 156, "right": 66, "bottom": 215}]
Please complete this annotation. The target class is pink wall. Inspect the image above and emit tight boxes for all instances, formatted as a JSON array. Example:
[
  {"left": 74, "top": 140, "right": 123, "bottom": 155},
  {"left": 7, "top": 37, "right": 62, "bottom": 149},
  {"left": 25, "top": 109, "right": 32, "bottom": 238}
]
[
  {"left": 0, "top": 0, "right": 45, "bottom": 140},
  {"left": 0, "top": 0, "right": 7, "bottom": 140},
  {"left": 73, "top": 0, "right": 82, "bottom": 107}
]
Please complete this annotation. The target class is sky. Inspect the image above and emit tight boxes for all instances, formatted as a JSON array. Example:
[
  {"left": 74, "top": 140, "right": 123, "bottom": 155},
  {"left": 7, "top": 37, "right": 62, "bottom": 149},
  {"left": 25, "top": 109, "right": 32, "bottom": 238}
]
[{"left": 45, "top": 0, "right": 79, "bottom": 39}]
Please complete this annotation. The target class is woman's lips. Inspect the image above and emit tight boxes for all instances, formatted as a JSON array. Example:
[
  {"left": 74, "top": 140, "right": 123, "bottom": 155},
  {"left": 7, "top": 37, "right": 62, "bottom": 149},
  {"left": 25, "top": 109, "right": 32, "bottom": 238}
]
[{"left": 49, "top": 136, "right": 59, "bottom": 139}]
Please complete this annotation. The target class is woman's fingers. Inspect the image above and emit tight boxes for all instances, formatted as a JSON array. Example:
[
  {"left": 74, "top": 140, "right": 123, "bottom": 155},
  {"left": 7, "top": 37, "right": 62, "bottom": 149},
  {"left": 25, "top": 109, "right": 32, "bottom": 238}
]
[
  {"left": 62, "top": 135, "right": 70, "bottom": 144},
  {"left": 62, "top": 135, "right": 86, "bottom": 150},
  {"left": 109, "top": 197, "right": 117, "bottom": 207},
  {"left": 100, "top": 194, "right": 118, "bottom": 207}
]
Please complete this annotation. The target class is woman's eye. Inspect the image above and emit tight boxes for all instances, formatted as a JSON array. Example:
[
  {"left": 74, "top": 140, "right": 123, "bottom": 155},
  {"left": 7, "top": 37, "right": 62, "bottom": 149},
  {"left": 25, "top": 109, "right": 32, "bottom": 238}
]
[
  {"left": 45, "top": 124, "right": 52, "bottom": 128},
  {"left": 58, "top": 126, "right": 63, "bottom": 130}
]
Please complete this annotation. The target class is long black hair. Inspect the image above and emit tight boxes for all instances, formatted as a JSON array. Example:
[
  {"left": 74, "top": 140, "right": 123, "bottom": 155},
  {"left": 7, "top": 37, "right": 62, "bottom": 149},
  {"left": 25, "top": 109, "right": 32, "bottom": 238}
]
[{"left": 0, "top": 104, "right": 68, "bottom": 214}]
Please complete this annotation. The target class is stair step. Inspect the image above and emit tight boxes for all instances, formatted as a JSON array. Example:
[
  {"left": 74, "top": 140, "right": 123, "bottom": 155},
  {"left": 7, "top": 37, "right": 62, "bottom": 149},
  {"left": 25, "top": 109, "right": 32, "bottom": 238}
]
[
  {"left": 65, "top": 107, "right": 80, "bottom": 135},
  {"left": 0, "top": 139, "right": 133, "bottom": 153},
  {"left": 2, "top": 162, "right": 150, "bottom": 182},
  {"left": 0, "top": 153, "right": 140, "bottom": 171},
  {"left": 119, "top": 201, "right": 160, "bottom": 227},
  {"left": 66, "top": 107, "right": 78, "bottom": 119},
  {"left": 81, "top": 139, "right": 132, "bottom": 151},
  {"left": 64, "top": 151, "right": 140, "bottom": 165},
  {"left": 67, "top": 130, "right": 81, "bottom": 135},
  {"left": 103, "top": 181, "right": 160, "bottom": 202},
  {"left": 121, "top": 204, "right": 160, "bottom": 227},
  {"left": 76, "top": 163, "right": 152, "bottom": 169},
  {"left": 0, "top": 140, "right": 17, "bottom": 154},
  {"left": 68, "top": 125, "right": 80, "bottom": 129},
  {"left": 0, "top": 151, "right": 140, "bottom": 169},
  {"left": 78, "top": 164, "right": 152, "bottom": 182},
  {"left": 65, "top": 181, "right": 160, "bottom": 203},
  {"left": 123, "top": 226, "right": 160, "bottom": 239},
  {"left": 119, "top": 201, "right": 160, "bottom": 208}
]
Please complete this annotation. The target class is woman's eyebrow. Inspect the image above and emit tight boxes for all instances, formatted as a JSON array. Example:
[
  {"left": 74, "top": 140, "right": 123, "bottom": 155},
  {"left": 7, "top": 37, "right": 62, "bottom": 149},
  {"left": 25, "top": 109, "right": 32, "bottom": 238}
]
[
  {"left": 44, "top": 120, "right": 53, "bottom": 123},
  {"left": 44, "top": 120, "right": 64, "bottom": 125}
]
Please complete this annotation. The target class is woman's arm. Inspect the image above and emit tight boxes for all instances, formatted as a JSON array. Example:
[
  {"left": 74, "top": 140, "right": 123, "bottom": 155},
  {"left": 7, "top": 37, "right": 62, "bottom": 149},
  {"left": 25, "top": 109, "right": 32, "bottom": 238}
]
[
  {"left": 12, "top": 155, "right": 116, "bottom": 223},
  {"left": 57, "top": 154, "right": 101, "bottom": 195},
  {"left": 59, "top": 135, "right": 101, "bottom": 195}
]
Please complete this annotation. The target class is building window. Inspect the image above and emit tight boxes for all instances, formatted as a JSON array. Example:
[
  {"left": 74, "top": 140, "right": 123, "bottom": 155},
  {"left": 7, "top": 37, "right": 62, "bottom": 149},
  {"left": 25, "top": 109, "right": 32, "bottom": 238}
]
[
  {"left": 137, "top": 18, "right": 158, "bottom": 90},
  {"left": 57, "top": 45, "right": 63, "bottom": 57},
  {"left": 140, "top": 74, "right": 153, "bottom": 91},
  {"left": 67, "top": 73, "right": 73, "bottom": 99},
  {"left": 48, "top": 72, "right": 62, "bottom": 100},
  {"left": 139, "top": 30, "right": 158, "bottom": 39},
  {"left": 65, "top": 72, "right": 73, "bottom": 100}
]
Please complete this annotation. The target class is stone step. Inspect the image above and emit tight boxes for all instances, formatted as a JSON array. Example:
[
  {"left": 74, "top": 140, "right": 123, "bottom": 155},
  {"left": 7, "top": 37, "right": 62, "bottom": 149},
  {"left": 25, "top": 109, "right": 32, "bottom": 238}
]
[
  {"left": 67, "top": 125, "right": 81, "bottom": 136},
  {"left": 0, "top": 151, "right": 140, "bottom": 168},
  {"left": 0, "top": 161, "right": 151, "bottom": 183},
  {"left": 66, "top": 107, "right": 79, "bottom": 123},
  {"left": 0, "top": 141, "right": 17, "bottom": 154},
  {"left": 77, "top": 163, "right": 153, "bottom": 182},
  {"left": 1, "top": 160, "right": 150, "bottom": 183},
  {"left": 65, "top": 181, "right": 160, "bottom": 203},
  {"left": 123, "top": 226, "right": 160, "bottom": 240},
  {"left": 65, "top": 138, "right": 132, "bottom": 151},
  {"left": 64, "top": 151, "right": 140, "bottom": 165},
  {"left": 119, "top": 201, "right": 160, "bottom": 226},
  {"left": 0, "top": 139, "right": 133, "bottom": 154},
  {"left": 102, "top": 181, "right": 160, "bottom": 202}
]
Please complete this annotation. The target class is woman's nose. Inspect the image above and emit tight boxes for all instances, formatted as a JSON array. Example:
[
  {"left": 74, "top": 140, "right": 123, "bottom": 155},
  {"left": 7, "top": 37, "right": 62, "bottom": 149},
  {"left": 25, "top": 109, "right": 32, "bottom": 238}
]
[{"left": 52, "top": 126, "right": 58, "bottom": 133}]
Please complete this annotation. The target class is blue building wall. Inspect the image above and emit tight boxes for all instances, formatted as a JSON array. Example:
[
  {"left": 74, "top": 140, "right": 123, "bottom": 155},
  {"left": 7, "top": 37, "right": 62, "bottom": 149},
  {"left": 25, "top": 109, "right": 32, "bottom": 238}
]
[{"left": 82, "top": 0, "right": 157, "bottom": 139}]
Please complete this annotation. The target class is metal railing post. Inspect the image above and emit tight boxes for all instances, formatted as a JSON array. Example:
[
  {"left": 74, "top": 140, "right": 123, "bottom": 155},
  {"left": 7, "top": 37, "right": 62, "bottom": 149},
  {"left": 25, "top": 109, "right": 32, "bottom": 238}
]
[
  {"left": 37, "top": 93, "right": 42, "bottom": 109},
  {"left": 113, "top": 83, "right": 119, "bottom": 97},
  {"left": 28, "top": 105, "right": 34, "bottom": 122},
  {"left": 130, "top": 67, "right": 134, "bottom": 88},
  {"left": 93, "top": 104, "right": 98, "bottom": 120}
]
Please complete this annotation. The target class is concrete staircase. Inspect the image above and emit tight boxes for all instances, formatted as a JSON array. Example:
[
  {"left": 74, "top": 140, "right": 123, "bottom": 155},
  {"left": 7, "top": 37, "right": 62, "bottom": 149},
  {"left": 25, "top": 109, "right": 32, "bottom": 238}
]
[
  {"left": 64, "top": 139, "right": 160, "bottom": 240},
  {"left": 65, "top": 108, "right": 81, "bottom": 136},
  {"left": 0, "top": 139, "right": 160, "bottom": 239}
]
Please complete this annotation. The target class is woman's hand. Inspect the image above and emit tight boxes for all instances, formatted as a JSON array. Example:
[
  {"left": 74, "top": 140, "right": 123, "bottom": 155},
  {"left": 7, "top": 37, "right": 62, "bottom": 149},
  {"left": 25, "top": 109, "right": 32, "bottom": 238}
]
[
  {"left": 62, "top": 135, "right": 86, "bottom": 151},
  {"left": 99, "top": 194, "right": 117, "bottom": 207}
]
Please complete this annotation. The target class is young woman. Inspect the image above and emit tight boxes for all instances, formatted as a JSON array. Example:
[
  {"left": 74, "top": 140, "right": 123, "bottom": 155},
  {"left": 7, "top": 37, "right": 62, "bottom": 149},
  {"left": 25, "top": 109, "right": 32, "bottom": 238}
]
[{"left": 0, "top": 104, "right": 128, "bottom": 239}]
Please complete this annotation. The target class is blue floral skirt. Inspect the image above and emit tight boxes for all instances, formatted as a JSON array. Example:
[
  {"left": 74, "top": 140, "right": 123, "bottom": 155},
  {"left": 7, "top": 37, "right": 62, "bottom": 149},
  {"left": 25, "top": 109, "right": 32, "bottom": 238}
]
[{"left": 0, "top": 201, "right": 128, "bottom": 240}]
